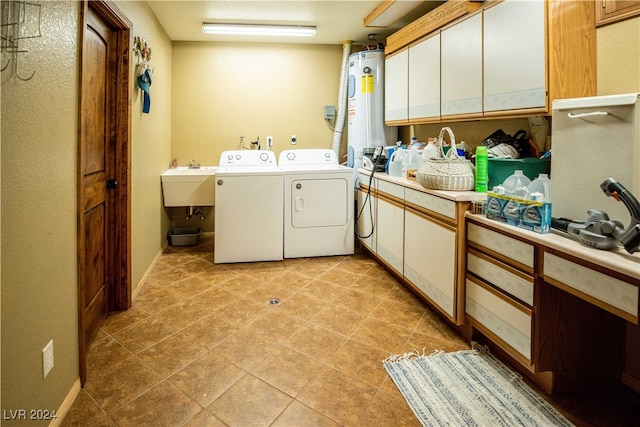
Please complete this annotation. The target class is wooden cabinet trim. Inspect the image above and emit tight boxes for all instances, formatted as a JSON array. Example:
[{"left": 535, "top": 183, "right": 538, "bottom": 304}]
[{"left": 596, "top": 0, "right": 640, "bottom": 26}]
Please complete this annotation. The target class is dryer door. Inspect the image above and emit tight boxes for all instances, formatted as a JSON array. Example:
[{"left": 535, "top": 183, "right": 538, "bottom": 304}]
[{"left": 291, "top": 178, "right": 348, "bottom": 228}]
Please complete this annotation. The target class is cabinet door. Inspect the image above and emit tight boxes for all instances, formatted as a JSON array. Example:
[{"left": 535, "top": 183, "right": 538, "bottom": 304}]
[
  {"left": 404, "top": 208, "right": 456, "bottom": 319},
  {"left": 356, "top": 187, "right": 376, "bottom": 252},
  {"left": 441, "top": 13, "right": 482, "bottom": 116},
  {"left": 484, "top": 0, "right": 546, "bottom": 112},
  {"left": 384, "top": 48, "right": 409, "bottom": 123},
  {"left": 409, "top": 33, "right": 441, "bottom": 120},
  {"left": 376, "top": 195, "right": 404, "bottom": 274}
]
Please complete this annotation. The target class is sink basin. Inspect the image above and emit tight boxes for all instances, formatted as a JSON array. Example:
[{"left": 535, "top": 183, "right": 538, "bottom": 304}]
[{"left": 161, "top": 166, "right": 218, "bottom": 207}]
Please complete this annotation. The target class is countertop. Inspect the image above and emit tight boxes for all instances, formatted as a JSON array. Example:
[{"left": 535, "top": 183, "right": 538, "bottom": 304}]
[
  {"left": 357, "top": 169, "right": 487, "bottom": 203},
  {"left": 466, "top": 212, "right": 640, "bottom": 280}
]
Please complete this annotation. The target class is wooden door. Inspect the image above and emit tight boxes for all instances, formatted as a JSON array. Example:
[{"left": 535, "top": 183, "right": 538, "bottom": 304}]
[{"left": 78, "top": 0, "right": 131, "bottom": 385}]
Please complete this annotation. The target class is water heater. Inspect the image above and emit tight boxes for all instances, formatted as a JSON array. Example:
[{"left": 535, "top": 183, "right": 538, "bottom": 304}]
[{"left": 347, "top": 49, "right": 397, "bottom": 172}]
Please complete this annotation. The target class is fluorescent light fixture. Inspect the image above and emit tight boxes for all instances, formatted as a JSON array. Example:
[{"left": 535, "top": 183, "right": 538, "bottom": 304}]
[{"left": 202, "top": 23, "right": 317, "bottom": 37}]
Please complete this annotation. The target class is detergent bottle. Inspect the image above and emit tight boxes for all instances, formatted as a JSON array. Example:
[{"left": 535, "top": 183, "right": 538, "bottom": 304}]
[
  {"left": 422, "top": 138, "right": 439, "bottom": 160},
  {"left": 388, "top": 148, "right": 405, "bottom": 177}
]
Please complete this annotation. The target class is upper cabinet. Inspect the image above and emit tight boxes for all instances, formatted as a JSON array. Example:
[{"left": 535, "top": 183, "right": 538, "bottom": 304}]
[
  {"left": 408, "top": 33, "right": 440, "bottom": 121},
  {"left": 440, "top": 13, "right": 483, "bottom": 118},
  {"left": 385, "top": 0, "right": 596, "bottom": 125},
  {"left": 384, "top": 48, "right": 409, "bottom": 124},
  {"left": 596, "top": 0, "right": 640, "bottom": 26},
  {"left": 483, "top": 0, "right": 546, "bottom": 113}
]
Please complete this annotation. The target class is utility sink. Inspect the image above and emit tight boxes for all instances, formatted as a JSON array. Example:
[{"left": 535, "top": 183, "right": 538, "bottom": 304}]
[{"left": 161, "top": 166, "right": 218, "bottom": 207}]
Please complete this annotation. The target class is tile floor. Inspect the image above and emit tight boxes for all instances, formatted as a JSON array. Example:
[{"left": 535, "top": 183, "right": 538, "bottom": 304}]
[{"left": 62, "top": 233, "right": 639, "bottom": 427}]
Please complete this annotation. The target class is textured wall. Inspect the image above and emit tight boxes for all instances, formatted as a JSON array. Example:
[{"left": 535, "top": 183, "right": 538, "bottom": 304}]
[
  {"left": 1, "top": 0, "right": 172, "bottom": 421},
  {"left": 1, "top": 1, "right": 81, "bottom": 422},
  {"left": 597, "top": 16, "right": 640, "bottom": 96},
  {"left": 115, "top": 1, "right": 173, "bottom": 290},
  {"left": 170, "top": 42, "right": 343, "bottom": 166}
]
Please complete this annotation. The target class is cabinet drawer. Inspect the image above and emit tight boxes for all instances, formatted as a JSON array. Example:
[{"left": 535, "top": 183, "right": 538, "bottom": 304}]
[
  {"left": 544, "top": 252, "right": 639, "bottom": 319},
  {"left": 467, "top": 223, "right": 534, "bottom": 268},
  {"left": 358, "top": 173, "right": 375, "bottom": 190},
  {"left": 378, "top": 179, "right": 404, "bottom": 200},
  {"left": 467, "top": 252, "right": 533, "bottom": 306},
  {"left": 405, "top": 188, "right": 455, "bottom": 220},
  {"left": 466, "top": 279, "right": 532, "bottom": 361}
]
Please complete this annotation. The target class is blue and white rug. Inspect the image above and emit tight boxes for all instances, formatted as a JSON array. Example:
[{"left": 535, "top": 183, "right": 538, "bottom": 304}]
[{"left": 383, "top": 343, "right": 573, "bottom": 427}]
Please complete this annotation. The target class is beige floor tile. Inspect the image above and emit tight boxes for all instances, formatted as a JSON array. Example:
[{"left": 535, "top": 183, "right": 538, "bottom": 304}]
[
  {"left": 86, "top": 336, "right": 133, "bottom": 379},
  {"left": 153, "top": 297, "right": 212, "bottom": 330},
  {"left": 215, "top": 328, "right": 283, "bottom": 371},
  {"left": 220, "top": 273, "right": 268, "bottom": 296},
  {"left": 181, "top": 312, "right": 241, "bottom": 349},
  {"left": 101, "top": 306, "right": 150, "bottom": 335},
  {"left": 298, "top": 279, "right": 345, "bottom": 302},
  {"left": 370, "top": 298, "right": 426, "bottom": 331},
  {"left": 309, "top": 305, "right": 366, "bottom": 337},
  {"left": 111, "top": 317, "right": 177, "bottom": 354},
  {"left": 169, "top": 351, "right": 246, "bottom": 407},
  {"left": 251, "top": 346, "right": 324, "bottom": 396},
  {"left": 296, "top": 366, "right": 377, "bottom": 426},
  {"left": 385, "top": 283, "right": 428, "bottom": 309},
  {"left": 334, "top": 287, "right": 384, "bottom": 316},
  {"left": 60, "top": 390, "right": 115, "bottom": 427},
  {"left": 316, "top": 268, "right": 361, "bottom": 287},
  {"left": 194, "top": 287, "right": 239, "bottom": 311},
  {"left": 327, "top": 339, "right": 390, "bottom": 388},
  {"left": 269, "top": 270, "right": 314, "bottom": 291},
  {"left": 110, "top": 381, "right": 201, "bottom": 427},
  {"left": 183, "top": 408, "right": 227, "bottom": 427},
  {"left": 132, "top": 288, "right": 184, "bottom": 314},
  {"left": 245, "top": 282, "right": 296, "bottom": 305},
  {"left": 350, "top": 317, "right": 411, "bottom": 354},
  {"left": 272, "top": 400, "right": 341, "bottom": 427},
  {"left": 138, "top": 332, "right": 208, "bottom": 377},
  {"left": 335, "top": 255, "right": 378, "bottom": 275},
  {"left": 277, "top": 292, "right": 327, "bottom": 321},
  {"left": 357, "top": 388, "right": 422, "bottom": 427},
  {"left": 207, "top": 374, "right": 292, "bottom": 426},
  {"left": 83, "top": 356, "right": 163, "bottom": 414},
  {"left": 285, "top": 323, "right": 346, "bottom": 363},
  {"left": 214, "top": 296, "right": 269, "bottom": 327},
  {"left": 167, "top": 275, "right": 216, "bottom": 299},
  {"left": 349, "top": 274, "right": 396, "bottom": 297},
  {"left": 243, "top": 310, "right": 307, "bottom": 343}
]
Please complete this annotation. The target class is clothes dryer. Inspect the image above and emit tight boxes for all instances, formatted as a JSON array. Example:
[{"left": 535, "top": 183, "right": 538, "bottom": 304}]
[
  {"left": 278, "top": 149, "right": 354, "bottom": 258},
  {"left": 214, "top": 150, "right": 283, "bottom": 263}
]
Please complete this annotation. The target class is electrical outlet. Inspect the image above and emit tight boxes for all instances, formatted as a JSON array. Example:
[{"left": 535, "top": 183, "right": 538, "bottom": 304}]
[
  {"left": 42, "top": 340, "right": 54, "bottom": 379},
  {"left": 324, "top": 105, "right": 336, "bottom": 120},
  {"left": 266, "top": 136, "right": 273, "bottom": 147},
  {"left": 290, "top": 135, "right": 297, "bottom": 145}
]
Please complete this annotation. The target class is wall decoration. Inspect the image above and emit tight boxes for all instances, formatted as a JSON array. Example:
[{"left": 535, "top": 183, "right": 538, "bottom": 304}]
[
  {"left": 133, "top": 35, "right": 152, "bottom": 113},
  {"left": 1, "top": 0, "right": 42, "bottom": 81}
]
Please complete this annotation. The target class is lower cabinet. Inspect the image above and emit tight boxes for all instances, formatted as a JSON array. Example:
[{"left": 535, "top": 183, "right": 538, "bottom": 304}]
[
  {"left": 404, "top": 207, "right": 456, "bottom": 320},
  {"left": 376, "top": 193, "right": 405, "bottom": 275},
  {"left": 356, "top": 186, "right": 376, "bottom": 253}
]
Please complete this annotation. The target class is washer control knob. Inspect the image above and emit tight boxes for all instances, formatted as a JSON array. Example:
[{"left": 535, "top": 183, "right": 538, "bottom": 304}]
[
  {"left": 227, "top": 154, "right": 233, "bottom": 160},
  {"left": 324, "top": 152, "right": 331, "bottom": 158},
  {"left": 235, "top": 154, "right": 241, "bottom": 160},
  {"left": 287, "top": 152, "right": 296, "bottom": 161},
  {"left": 260, "top": 152, "right": 269, "bottom": 161}
]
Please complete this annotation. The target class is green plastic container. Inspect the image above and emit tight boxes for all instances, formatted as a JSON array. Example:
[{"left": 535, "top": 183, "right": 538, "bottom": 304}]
[{"left": 488, "top": 158, "right": 550, "bottom": 190}]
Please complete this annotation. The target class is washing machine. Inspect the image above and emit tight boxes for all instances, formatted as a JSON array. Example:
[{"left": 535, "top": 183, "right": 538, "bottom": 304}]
[
  {"left": 214, "top": 150, "right": 283, "bottom": 263},
  {"left": 278, "top": 149, "right": 354, "bottom": 258}
]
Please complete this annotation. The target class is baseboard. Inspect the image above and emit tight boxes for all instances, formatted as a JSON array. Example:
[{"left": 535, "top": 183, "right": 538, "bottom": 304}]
[
  {"left": 132, "top": 247, "right": 164, "bottom": 301},
  {"left": 50, "top": 377, "right": 81, "bottom": 427}
]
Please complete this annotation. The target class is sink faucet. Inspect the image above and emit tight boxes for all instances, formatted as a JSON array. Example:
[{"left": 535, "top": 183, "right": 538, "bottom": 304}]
[{"left": 188, "top": 159, "right": 200, "bottom": 169}]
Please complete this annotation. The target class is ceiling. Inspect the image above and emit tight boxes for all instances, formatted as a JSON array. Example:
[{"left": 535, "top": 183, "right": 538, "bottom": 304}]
[{"left": 147, "top": 1, "right": 445, "bottom": 46}]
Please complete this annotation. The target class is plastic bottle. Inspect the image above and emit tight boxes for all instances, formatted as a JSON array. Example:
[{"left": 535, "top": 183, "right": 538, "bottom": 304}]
[
  {"left": 475, "top": 146, "right": 488, "bottom": 192},
  {"left": 502, "top": 170, "right": 531, "bottom": 198},
  {"left": 402, "top": 146, "right": 423, "bottom": 178},
  {"left": 388, "top": 148, "right": 405, "bottom": 177},
  {"left": 422, "top": 138, "right": 439, "bottom": 160},
  {"left": 526, "top": 173, "right": 551, "bottom": 202}
]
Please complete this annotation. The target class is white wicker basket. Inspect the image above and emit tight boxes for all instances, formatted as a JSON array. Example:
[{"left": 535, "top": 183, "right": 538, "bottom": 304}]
[{"left": 416, "top": 127, "right": 475, "bottom": 191}]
